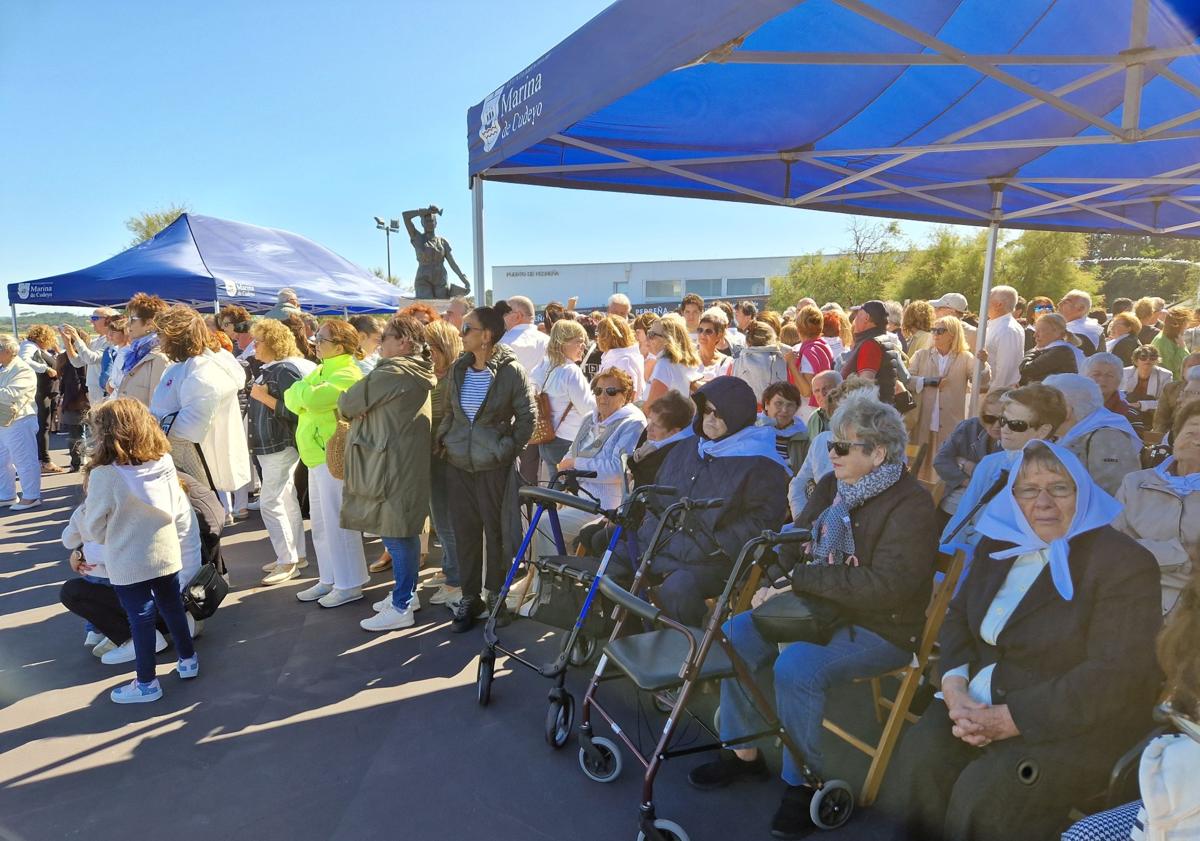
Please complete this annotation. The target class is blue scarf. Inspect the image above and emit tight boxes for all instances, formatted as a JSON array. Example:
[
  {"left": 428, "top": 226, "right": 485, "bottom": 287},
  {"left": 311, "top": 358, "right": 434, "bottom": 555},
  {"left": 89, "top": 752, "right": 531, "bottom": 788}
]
[
  {"left": 122, "top": 333, "right": 160, "bottom": 375},
  {"left": 1155, "top": 457, "right": 1200, "bottom": 496},
  {"left": 1058, "top": 406, "right": 1141, "bottom": 450},
  {"left": 810, "top": 462, "right": 904, "bottom": 564},
  {"left": 974, "top": 440, "right": 1121, "bottom": 601},
  {"left": 696, "top": 424, "right": 792, "bottom": 473},
  {"left": 757, "top": 411, "right": 806, "bottom": 439},
  {"left": 648, "top": 426, "right": 695, "bottom": 451}
]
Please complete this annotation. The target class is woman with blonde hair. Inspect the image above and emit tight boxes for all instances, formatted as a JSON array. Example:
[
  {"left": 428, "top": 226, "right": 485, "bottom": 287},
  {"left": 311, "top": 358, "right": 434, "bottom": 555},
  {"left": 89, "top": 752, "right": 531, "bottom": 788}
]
[
  {"left": 422, "top": 319, "right": 464, "bottom": 606},
  {"left": 66, "top": 398, "right": 198, "bottom": 703},
  {"left": 901, "top": 300, "right": 935, "bottom": 357},
  {"left": 643, "top": 313, "right": 701, "bottom": 403},
  {"left": 908, "top": 315, "right": 990, "bottom": 480},
  {"left": 248, "top": 319, "right": 317, "bottom": 586},
  {"left": 284, "top": 318, "right": 367, "bottom": 608},
  {"left": 633, "top": 311, "right": 661, "bottom": 385},
  {"left": 596, "top": 314, "right": 645, "bottom": 398},
  {"left": 529, "top": 319, "right": 595, "bottom": 476}
]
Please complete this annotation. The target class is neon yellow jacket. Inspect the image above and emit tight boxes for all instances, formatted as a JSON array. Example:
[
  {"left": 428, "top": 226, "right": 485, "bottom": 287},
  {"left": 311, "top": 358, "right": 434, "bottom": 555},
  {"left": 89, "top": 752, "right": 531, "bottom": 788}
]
[{"left": 283, "top": 353, "right": 362, "bottom": 468}]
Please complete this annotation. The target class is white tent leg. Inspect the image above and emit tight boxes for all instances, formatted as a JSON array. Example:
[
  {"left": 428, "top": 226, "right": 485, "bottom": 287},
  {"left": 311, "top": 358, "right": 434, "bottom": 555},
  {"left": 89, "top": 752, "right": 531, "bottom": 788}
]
[
  {"left": 214, "top": 299, "right": 221, "bottom": 316},
  {"left": 472, "top": 175, "right": 485, "bottom": 305},
  {"left": 10, "top": 304, "right": 17, "bottom": 337},
  {"left": 970, "top": 187, "right": 1004, "bottom": 416}
]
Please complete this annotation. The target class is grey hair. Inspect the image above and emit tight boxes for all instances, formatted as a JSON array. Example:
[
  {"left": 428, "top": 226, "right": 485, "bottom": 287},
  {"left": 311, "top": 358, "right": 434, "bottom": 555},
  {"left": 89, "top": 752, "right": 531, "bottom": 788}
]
[
  {"left": 883, "top": 301, "right": 904, "bottom": 328},
  {"left": 1083, "top": 352, "right": 1123, "bottom": 377},
  {"left": 608, "top": 293, "right": 631, "bottom": 309},
  {"left": 990, "top": 285, "right": 1018, "bottom": 313},
  {"left": 1063, "top": 288, "right": 1092, "bottom": 308},
  {"left": 0, "top": 333, "right": 18, "bottom": 354},
  {"left": 830, "top": 389, "right": 908, "bottom": 464},
  {"left": 507, "top": 295, "right": 535, "bottom": 320},
  {"left": 277, "top": 287, "right": 298, "bottom": 304},
  {"left": 1043, "top": 373, "right": 1103, "bottom": 419},
  {"left": 700, "top": 306, "right": 728, "bottom": 328}
]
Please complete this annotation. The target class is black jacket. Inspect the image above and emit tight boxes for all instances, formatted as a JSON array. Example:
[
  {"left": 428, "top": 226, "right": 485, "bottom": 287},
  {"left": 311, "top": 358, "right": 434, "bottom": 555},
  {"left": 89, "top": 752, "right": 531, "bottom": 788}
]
[
  {"left": 1018, "top": 344, "right": 1078, "bottom": 385},
  {"left": 627, "top": 429, "right": 685, "bottom": 489},
  {"left": 939, "top": 527, "right": 1162, "bottom": 747},
  {"left": 248, "top": 360, "right": 305, "bottom": 456},
  {"left": 791, "top": 471, "right": 938, "bottom": 652},
  {"left": 1110, "top": 333, "right": 1139, "bottom": 367},
  {"left": 438, "top": 345, "right": 536, "bottom": 473}
]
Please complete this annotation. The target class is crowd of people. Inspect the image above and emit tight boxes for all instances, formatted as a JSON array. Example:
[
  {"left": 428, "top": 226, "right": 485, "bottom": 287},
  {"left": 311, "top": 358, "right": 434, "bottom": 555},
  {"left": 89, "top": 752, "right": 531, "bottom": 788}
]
[{"left": 2, "top": 282, "right": 1199, "bottom": 840}]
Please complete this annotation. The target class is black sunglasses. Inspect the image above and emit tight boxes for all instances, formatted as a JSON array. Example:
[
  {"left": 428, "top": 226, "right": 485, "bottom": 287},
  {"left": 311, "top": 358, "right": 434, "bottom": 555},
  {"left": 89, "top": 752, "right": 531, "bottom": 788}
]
[
  {"left": 827, "top": 440, "right": 873, "bottom": 457},
  {"left": 930, "top": 327, "right": 949, "bottom": 335},
  {"left": 461, "top": 324, "right": 477, "bottom": 336},
  {"left": 981, "top": 413, "right": 1002, "bottom": 425},
  {"left": 697, "top": 326, "right": 718, "bottom": 336},
  {"left": 592, "top": 385, "right": 623, "bottom": 397},
  {"left": 998, "top": 416, "right": 1033, "bottom": 432}
]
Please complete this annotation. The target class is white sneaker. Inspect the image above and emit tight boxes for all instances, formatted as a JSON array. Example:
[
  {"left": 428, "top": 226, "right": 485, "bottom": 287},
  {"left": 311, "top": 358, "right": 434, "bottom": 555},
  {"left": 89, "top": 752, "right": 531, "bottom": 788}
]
[
  {"left": 429, "top": 584, "right": 462, "bottom": 606},
  {"left": 374, "top": 590, "right": 420, "bottom": 612},
  {"left": 426, "top": 572, "right": 447, "bottom": 588},
  {"left": 297, "top": 558, "right": 310, "bottom": 570},
  {"left": 246, "top": 499, "right": 261, "bottom": 511},
  {"left": 85, "top": 630, "right": 105, "bottom": 647},
  {"left": 101, "top": 630, "right": 168, "bottom": 665},
  {"left": 10, "top": 499, "right": 41, "bottom": 512},
  {"left": 92, "top": 637, "right": 117, "bottom": 658},
  {"left": 360, "top": 604, "right": 415, "bottom": 632},
  {"left": 0, "top": 498, "right": 17, "bottom": 507},
  {"left": 296, "top": 582, "right": 333, "bottom": 602},
  {"left": 317, "top": 586, "right": 363, "bottom": 608},
  {"left": 262, "top": 563, "right": 299, "bottom": 586}
]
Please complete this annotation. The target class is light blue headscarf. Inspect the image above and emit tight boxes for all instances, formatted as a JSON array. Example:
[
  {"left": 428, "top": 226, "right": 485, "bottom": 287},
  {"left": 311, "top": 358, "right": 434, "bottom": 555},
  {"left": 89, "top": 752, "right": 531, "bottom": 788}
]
[
  {"left": 1058, "top": 406, "right": 1141, "bottom": 450},
  {"left": 974, "top": 440, "right": 1122, "bottom": 601},
  {"left": 697, "top": 424, "right": 792, "bottom": 474}
]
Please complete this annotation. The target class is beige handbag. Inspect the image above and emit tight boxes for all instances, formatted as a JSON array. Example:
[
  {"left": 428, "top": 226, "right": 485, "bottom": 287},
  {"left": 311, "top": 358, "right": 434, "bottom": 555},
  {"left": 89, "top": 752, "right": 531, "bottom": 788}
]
[
  {"left": 325, "top": 417, "right": 351, "bottom": 480},
  {"left": 530, "top": 366, "right": 572, "bottom": 446}
]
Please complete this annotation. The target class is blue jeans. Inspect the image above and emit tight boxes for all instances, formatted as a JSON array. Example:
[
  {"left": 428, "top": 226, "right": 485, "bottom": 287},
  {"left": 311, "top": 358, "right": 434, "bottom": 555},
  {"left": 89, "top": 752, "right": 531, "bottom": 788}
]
[
  {"left": 429, "top": 457, "right": 459, "bottom": 587},
  {"left": 720, "top": 610, "right": 910, "bottom": 783},
  {"left": 112, "top": 573, "right": 195, "bottom": 685},
  {"left": 382, "top": 536, "right": 421, "bottom": 611}
]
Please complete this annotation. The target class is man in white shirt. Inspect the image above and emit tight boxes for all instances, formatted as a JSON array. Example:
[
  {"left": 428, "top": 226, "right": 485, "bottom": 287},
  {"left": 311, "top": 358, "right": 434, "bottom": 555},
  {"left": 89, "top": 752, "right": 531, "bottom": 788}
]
[
  {"left": 444, "top": 296, "right": 470, "bottom": 330},
  {"left": 1058, "top": 289, "right": 1103, "bottom": 354},
  {"left": 983, "top": 285, "right": 1026, "bottom": 390},
  {"left": 65, "top": 307, "right": 117, "bottom": 404},
  {"left": 500, "top": 295, "right": 549, "bottom": 374},
  {"left": 607, "top": 293, "right": 632, "bottom": 322},
  {"left": 929, "top": 292, "right": 977, "bottom": 347}
]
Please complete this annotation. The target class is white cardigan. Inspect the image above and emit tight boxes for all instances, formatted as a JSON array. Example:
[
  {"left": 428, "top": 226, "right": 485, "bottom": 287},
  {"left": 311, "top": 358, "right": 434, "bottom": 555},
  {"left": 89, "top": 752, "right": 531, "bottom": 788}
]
[
  {"left": 151, "top": 349, "right": 250, "bottom": 491},
  {"left": 1122, "top": 365, "right": 1175, "bottom": 412}
]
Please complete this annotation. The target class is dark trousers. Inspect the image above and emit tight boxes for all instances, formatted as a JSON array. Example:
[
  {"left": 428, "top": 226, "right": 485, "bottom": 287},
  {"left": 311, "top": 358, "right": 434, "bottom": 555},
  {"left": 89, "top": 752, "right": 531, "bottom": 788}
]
[
  {"left": 36, "top": 396, "right": 51, "bottom": 463},
  {"left": 877, "top": 701, "right": 1121, "bottom": 841},
  {"left": 61, "top": 577, "right": 133, "bottom": 644},
  {"left": 112, "top": 574, "right": 194, "bottom": 684},
  {"left": 609, "top": 550, "right": 727, "bottom": 627},
  {"left": 446, "top": 462, "right": 511, "bottom": 602},
  {"left": 63, "top": 423, "right": 84, "bottom": 469}
]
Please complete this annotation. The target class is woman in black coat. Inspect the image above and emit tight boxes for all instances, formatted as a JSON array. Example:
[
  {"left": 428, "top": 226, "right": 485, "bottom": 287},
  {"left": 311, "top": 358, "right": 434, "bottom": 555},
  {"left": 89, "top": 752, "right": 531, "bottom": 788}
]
[
  {"left": 879, "top": 441, "right": 1162, "bottom": 841},
  {"left": 1018, "top": 313, "right": 1080, "bottom": 385}
]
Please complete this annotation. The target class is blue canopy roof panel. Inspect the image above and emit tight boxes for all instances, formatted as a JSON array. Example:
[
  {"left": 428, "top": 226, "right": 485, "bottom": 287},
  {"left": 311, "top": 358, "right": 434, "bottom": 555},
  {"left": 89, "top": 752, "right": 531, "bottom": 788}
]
[
  {"left": 467, "top": 0, "right": 1200, "bottom": 237},
  {"left": 8, "top": 214, "right": 404, "bottom": 313}
]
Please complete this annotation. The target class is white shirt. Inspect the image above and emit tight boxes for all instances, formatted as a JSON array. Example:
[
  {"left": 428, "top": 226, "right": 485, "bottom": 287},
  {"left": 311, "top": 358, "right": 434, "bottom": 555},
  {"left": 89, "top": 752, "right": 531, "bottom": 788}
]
[
  {"left": 984, "top": 312, "right": 1026, "bottom": 390},
  {"left": 18, "top": 340, "right": 51, "bottom": 374},
  {"left": 500, "top": 323, "right": 549, "bottom": 375},
  {"left": 942, "top": 549, "right": 1049, "bottom": 705},
  {"left": 1067, "top": 316, "right": 1103, "bottom": 350},
  {"left": 599, "top": 345, "right": 646, "bottom": 399},
  {"left": 644, "top": 359, "right": 701, "bottom": 402},
  {"left": 529, "top": 359, "right": 596, "bottom": 443}
]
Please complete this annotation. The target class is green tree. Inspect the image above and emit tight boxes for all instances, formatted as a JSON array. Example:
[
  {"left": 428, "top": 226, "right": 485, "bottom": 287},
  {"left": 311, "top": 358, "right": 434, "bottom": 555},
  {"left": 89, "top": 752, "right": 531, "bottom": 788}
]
[
  {"left": 370, "top": 267, "right": 402, "bottom": 286},
  {"left": 124, "top": 203, "right": 190, "bottom": 245},
  {"left": 1085, "top": 232, "right": 1200, "bottom": 305},
  {"left": 770, "top": 218, "right": 905, "bottom": 309},
  {"left": 893, "top": 227, "right": 984, "bottom": 303},
  {"left": 999, "top": 230, "right": 1095, "bottom": 303}
]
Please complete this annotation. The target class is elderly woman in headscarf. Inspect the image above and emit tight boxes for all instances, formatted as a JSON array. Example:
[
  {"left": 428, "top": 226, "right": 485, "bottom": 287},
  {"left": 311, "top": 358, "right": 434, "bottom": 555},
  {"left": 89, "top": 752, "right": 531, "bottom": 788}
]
[
  {"left": 880, "top": 441, "right": 1162, "bottom": 841},
  {"left": 689, "top": 389, "right": 937, "bottom": 840},
  {"left": 622, "top": 376, "right": 790, "bottom": 626},
  {"left": 1043, "top": 373, "right": 1142, "bottom": 495}
]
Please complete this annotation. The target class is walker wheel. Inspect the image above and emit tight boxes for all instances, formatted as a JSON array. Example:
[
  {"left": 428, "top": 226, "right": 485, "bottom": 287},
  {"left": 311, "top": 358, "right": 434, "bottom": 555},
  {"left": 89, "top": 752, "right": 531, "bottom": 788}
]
[
  {"left": 476, "top": 653, "right": 495, "bottom": 707},
  {"left": 636, "top": 818, "right": 690, "bottom": 841},
  {"left": 809, "top": 779, "right": 854, "bottom": 830},
  {"left": 578, "top": 735, "right": 622, "bottom": 783},
  {"left": 567, "top": 635, "right": 597, "bottom": 668},
  {"left": 545, "top": 692, "right": 575, "bottom": 748}
]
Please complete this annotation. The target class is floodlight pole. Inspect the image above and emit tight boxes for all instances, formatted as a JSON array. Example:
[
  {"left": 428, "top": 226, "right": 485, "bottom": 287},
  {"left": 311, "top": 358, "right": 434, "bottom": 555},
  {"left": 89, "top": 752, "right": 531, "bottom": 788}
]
[
  {"left": 471, "top": 175, "right": 485, "bottom": 305},
  {"left": 970, "top": 185, "right": 1005, "bottom": 416}
]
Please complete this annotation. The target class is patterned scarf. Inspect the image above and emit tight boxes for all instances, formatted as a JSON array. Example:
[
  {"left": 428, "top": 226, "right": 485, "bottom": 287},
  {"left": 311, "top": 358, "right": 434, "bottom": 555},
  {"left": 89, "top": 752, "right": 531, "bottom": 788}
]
[
  {"left": 810, "top": 462, "right": 904, "bottom": 565},
  {"left": 122, "top": 333, "right": 159, "bottom": 375}
]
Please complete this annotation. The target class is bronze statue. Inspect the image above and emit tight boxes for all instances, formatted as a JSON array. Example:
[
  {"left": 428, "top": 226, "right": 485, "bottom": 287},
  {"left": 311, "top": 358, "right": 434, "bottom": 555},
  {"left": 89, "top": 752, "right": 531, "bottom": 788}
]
[{"left": 404, "top": 205, "right": 469, "bottom": 299}]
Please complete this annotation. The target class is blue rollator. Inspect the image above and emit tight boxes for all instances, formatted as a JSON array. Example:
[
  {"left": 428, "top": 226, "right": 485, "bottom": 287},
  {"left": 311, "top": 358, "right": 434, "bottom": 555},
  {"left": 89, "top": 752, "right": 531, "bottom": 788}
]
[{"left": 476, "top": 468, "right": 676, "bottom": 749}]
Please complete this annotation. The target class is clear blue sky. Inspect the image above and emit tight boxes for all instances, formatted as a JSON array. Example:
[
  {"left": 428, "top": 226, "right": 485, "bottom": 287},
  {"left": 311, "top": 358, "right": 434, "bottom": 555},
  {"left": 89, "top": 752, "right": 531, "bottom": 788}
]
[{"left": 0, "top": 0, "right": 946, "bottom": 311}]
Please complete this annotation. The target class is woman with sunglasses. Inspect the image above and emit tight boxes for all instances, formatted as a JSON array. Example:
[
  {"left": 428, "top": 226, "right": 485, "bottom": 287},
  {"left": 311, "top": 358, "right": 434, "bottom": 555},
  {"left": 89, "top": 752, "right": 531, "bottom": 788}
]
[
  {"left": 283, "top": 318, "right": 368, "bottom": 608},
  {"left": 642, "top": 314, "right": 702, "bottom": 404},
  {"left": 1126, "top": 345, "right": 1178, "bottom": 431},
  {"left": 1018, "top": 312, "right": 1081, "bottom": 385},
  {"left": 695, "top": 309, "right": 734, "bottom": 385},
  {"left": 1023, "top": 296, "right": 1056, "bottom": 348},
  {"left": 932, "top": 387, "right": 1009, "bottom": 530},
  {"left": 882, "top": 441, "right": 1162, "bottom": 841},
  {"left": 908, "top": 316, "right": 991, "bottom": 481},
  {"left": 529, "top": 319, "right": 595, "bottom": 478},
  {"left": 437, "top": 306, "right": 536, "bottom": 633},
  {"left": 692, "top": 389, "right": 936, "bottom": 840},
  {"left": 113, "top": 293, "right": 169, "bottom": 409}
]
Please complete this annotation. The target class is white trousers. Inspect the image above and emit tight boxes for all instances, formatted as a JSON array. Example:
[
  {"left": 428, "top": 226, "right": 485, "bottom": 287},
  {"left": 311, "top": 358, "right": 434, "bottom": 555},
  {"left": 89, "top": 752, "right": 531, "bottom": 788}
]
[
  {"left": 257, "top": 447, "right": 305, "bottom": 565},
  {"left": 0, "top": 415, "right": 41, "bottom": 501},
  {"left": 308, "top": 462, "right": 368, "bottom": 590}
]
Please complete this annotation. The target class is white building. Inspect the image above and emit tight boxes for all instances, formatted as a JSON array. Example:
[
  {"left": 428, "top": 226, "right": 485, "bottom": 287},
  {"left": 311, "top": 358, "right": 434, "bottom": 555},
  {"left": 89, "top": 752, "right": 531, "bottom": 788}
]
[{"left": 492, "top": 255, "right": 804, "bottom": 311}]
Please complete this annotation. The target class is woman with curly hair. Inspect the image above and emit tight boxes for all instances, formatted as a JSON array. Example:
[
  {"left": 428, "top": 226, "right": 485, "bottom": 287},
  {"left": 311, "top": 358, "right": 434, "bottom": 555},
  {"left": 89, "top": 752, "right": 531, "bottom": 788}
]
[
  {"left": 115, "top": 292, "right": 170, "bottom": 407},
  {"left": 901, "top": 300, "right": 935, "bottom": 357}
]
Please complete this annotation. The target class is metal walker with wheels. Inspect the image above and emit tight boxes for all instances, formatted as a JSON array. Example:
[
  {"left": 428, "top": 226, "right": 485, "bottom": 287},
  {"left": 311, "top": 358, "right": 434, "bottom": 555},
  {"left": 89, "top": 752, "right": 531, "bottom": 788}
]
[
  {"left": 475, "top": 469, "right": 675, "bottom": 749},
  {"left": 576, "top": 528, "right": 855, "bottom": 841}
]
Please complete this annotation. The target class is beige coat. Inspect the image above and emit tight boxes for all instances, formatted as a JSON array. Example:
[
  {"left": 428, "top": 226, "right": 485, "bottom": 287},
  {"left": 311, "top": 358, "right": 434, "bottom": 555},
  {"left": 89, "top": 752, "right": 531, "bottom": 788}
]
[
  {"left": 1114, "top": 466, "right": 1199, "bottom": 614},
  {"left": 908, "top": 348, "right": 990, "bottom": 477},
  {"left": 115, "top": 350, "right": 169, "bottom": 407}
]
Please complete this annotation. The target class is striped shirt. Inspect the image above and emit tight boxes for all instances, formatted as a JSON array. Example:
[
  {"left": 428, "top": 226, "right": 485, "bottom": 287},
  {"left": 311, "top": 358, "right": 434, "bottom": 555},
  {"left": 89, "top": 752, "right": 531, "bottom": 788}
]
[{"left": 461, "top": 367, "right": 494, "bottom": 423}]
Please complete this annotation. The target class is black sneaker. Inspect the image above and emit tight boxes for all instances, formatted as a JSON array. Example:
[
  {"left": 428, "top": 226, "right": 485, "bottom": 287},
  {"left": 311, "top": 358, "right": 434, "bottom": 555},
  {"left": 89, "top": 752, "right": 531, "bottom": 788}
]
[
  {"left": 486, "top": 593, "right": 512, "bottom": 628},
  {"left": 687, "top": 750, "right": 769, "bottom": 791},
  {"left": 450, "top": 596, "right": 484, "bottom": 633},
  {"left": 770, "top": 785, "right": 816, "bottom": 840}
]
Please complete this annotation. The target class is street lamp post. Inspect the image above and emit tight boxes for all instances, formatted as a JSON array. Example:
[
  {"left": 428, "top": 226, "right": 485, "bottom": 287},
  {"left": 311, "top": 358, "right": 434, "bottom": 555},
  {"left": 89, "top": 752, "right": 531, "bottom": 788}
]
[{"left": 374, "top": 216, "right": 401, "bottom": 282}]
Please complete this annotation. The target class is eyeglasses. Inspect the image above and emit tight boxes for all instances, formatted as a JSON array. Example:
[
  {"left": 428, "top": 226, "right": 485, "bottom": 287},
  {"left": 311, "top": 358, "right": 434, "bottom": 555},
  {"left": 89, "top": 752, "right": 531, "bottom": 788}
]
[
  {"left": 930, "top": 327, "right": 949, "bottom": 335},
  {"left": 981, "top": 413, "right": 1002, "bottom": 426},
  {"left": 89, "top": 315, "right": 102, "bottom": 321},
  {"left": 461, "top": 324, "right": 477, "bottom": 336},
  {"left": 1032, "top": 305, "right": 1054, "bottom": 313},
  {"left": 592, "top": 385, "right": 622, "bottom": 397},
  {"left": 1012, "top": 482, "right": 1075, "bottom": 500},
  {"left": 827, "top": 440, "right": 873, "bottom": 457},
  {"left": 315, "top": 335, "right": 335, "bottom": 345},
  {"left": 998, "top": 416, "right": 1033, "bottom": 432},
  {"left": 647, "top": 331, "right": 666, "bottom": 339}
]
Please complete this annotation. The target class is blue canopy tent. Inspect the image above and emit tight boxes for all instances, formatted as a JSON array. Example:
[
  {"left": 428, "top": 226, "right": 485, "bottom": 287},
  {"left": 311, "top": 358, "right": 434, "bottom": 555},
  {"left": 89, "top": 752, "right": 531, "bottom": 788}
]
[
  {"left": 466, "top": 0, "right": 1200, "bottom": 409},
  {"left": 7, "top": 213, "right": 405, "bottom": 324}
]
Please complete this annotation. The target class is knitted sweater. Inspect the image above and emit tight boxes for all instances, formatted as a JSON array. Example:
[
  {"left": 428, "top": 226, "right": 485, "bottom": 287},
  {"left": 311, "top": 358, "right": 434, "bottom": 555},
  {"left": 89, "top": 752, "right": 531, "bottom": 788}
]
[{"left": 68, "top": 458, "right": 192, "bottom": 586}]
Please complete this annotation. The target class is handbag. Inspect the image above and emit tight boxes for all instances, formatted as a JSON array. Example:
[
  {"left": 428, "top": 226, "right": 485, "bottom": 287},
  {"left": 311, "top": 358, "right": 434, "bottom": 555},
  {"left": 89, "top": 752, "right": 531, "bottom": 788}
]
[
  {"left": 750, "top": 590, "right": 843, "bottom": 645},
  {"left": 182, "top": 561, "right": 229, "bottom": 620},
  {"left": 325, "top": 375, "right": 364, "bottom": 480},
  {"left": 530, "top": 366, "right": 572, "bottom": 446}
]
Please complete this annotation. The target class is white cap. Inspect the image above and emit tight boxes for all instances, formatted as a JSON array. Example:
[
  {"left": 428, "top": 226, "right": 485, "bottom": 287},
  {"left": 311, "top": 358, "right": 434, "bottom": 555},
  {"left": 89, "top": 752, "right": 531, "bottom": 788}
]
[{"left": 929, "top": 292, "right": 968, "bottom": 312}]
